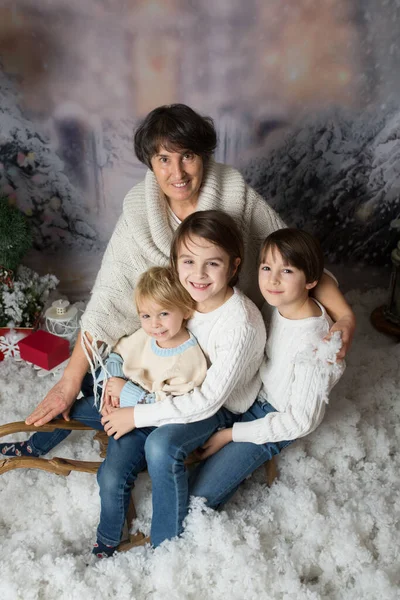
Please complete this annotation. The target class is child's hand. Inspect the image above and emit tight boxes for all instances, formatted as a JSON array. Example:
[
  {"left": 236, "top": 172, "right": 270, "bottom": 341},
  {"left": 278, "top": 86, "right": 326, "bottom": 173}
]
[
  {"left": 197, "top": 428, "right": 233, "bottom": 460},
  {"left": 100, "top": 389, "right": 113, "bottom": 415},
  {"left": 100, "top": 402, "right": 118, "bottom": 417},
  {"left": 101, "top": 407, "right": 136, "bottom": 439},
  {"left": 105, "top": 377, "right": 126, "bottom": 407}
]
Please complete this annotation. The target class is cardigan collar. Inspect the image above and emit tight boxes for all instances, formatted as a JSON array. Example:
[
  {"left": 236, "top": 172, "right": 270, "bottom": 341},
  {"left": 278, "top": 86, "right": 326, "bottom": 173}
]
[{"left": 144, "top": 159, "right": 223, "bottom": 258}]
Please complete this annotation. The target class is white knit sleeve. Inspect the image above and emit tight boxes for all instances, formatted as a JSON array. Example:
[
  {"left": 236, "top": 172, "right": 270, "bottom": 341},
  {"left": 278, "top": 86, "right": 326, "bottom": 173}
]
[
  {"left": 80, "top": 212, "right": 144, "bottom": 347},
  {"left": 248, "top": 186, "right": 287, "bottom": 241},
  {"left": 232, "top": 355, "right": 344, "bottom": 445},
  {"left": 134, "top": 323, "right": 261, "bottom": 427}
]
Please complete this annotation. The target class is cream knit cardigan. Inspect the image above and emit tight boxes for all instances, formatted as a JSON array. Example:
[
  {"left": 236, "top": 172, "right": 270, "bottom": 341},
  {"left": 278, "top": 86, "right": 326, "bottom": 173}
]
[{"left": 81, "top": 159, "right": 285, "bottom": 348}]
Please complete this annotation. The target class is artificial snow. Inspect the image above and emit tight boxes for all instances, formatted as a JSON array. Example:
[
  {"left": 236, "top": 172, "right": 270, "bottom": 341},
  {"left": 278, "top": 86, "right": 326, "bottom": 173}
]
[{"left": 0, "top": 288, "right": 399, "bottom": 599}]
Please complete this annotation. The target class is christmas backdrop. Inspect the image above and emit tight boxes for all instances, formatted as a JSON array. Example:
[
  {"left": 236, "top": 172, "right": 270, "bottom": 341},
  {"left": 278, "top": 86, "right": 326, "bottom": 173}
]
[{"left": 0, "top": 0, "right": 400, "bottom": 297}]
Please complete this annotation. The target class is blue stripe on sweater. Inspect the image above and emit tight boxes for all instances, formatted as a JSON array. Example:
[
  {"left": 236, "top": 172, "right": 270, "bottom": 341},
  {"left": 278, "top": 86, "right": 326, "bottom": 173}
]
[{"left": 151, "top": 331, "right": 198, "bottom": 357}]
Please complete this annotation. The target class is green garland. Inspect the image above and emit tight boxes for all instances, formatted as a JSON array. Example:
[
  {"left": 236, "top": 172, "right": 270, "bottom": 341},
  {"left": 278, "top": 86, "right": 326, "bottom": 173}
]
[{"left": 0, "top": 197, "right": 33, "bottom": 272}]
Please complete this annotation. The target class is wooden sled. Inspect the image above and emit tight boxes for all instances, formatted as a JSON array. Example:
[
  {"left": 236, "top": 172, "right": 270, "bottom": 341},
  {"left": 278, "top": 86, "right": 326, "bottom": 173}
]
[
  {"left": 0, "top": 419, "right": 278, "bottom": 549},
  {"left": 0, "top": 419, "right": 149, "bottom": 551}
]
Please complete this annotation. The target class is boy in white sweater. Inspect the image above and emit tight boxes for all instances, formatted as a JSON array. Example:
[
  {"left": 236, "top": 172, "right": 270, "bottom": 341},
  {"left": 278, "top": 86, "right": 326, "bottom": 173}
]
[
  {"left": 99, "top": 266, "right": 207, "bottom": 410},
  {"left": 190, "top": 228, "right": 346, "bottom": 507}
]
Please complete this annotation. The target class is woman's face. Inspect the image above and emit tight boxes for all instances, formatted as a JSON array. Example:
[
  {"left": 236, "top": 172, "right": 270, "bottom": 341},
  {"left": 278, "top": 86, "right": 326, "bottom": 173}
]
[
  {"left": 176, "top": 234, "right": 239, "bottom": 313},
  {"left": 150, "top": 147, "right": 204, "bottom": 206}
]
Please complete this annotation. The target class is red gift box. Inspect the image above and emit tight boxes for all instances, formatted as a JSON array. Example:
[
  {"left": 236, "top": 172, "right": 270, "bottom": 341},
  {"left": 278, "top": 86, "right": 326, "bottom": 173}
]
[{"left": 18, "top": 330, "right": 70, "bottom": 370}]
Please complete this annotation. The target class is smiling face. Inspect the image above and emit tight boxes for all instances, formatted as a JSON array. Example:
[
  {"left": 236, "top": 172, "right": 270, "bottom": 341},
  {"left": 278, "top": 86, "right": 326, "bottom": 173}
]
[
  {"left": 137, "top": 298, "right": 189, "bottom": 348},
  {"left": 258, "top": 246, "right": 317, "bottom": 317},
  {"left": 176, "top": 235, "right": 240, "bottom": 313},
  {"left": 150, "top": 147, "right": 204, "bottom": 207}
]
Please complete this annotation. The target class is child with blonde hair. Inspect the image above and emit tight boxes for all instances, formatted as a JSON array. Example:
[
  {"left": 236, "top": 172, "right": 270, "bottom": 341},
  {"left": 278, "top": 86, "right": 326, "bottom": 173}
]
[
  {"left": 101, "top": 266, "right": 207, "bottom": 410},
  {"left": 1, "top": 211, "right": 265, "bottom": 558},
  {"left": 100, "top": 209, "right": 266, "bottom": 551}
]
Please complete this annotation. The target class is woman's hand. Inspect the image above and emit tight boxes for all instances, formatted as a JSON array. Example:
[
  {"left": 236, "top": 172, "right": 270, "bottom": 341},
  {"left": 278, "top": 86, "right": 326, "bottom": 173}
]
[
  {"left": 313, "top": 273, "right": 356, "bottom": 359},
  {"left": 101, "top": 407, "right": 136, "bottom": 439},
  {"left": 25, "top": 374, "right": 81, "bottom": 426},
  {"left": 198, "top": 428, "right": 233, "bottom": 460},
  {"left": 325, "top": 313, "right": 356, "bottom": 360},
  {"left": 105, "top": 377, "right": 126, "bottom": 407}
]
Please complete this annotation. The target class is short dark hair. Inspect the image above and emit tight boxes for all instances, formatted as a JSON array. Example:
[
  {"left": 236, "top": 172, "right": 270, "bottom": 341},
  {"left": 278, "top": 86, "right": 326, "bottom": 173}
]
[
  {"left": 259, "top": 228, "right": 324, "bottom": 283},
  {"left": 170, "top": 210, "right": 244, "bottom": 287},
  {"left": 134, "top": 104, "right": 217, "bottom": 169}
]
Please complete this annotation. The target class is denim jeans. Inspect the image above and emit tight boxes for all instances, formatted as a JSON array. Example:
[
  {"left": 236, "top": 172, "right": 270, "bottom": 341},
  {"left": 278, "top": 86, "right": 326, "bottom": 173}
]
[
  {"left": 25, "top": 373, "right": 150, "bottom": 546},
  {"left": 189, "top": 399, "right": 294, "bottom": 509},
  {"left": 96, "top": 407, "right": 237, "bottom": 547},
  {"left": 26, "top": 372, "right": 238, "bottom": 547},
  {"left": 144, "top": 406, "right": 238, "bottom": 546},
  {"left": 96, "top": 425, "right": 155, "bottom": 546}
]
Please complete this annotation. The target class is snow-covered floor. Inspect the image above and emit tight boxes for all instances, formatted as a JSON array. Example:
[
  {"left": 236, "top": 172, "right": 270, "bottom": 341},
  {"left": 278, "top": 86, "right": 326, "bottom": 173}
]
[{"left": 0, "top": 288, "right": 399, "bottom": 600}]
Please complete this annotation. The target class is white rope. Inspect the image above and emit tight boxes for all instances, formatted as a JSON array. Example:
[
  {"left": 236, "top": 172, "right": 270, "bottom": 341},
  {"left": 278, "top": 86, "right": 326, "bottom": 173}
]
[{"left": 80, "top": 329, "right": 112, "bottom": 409}]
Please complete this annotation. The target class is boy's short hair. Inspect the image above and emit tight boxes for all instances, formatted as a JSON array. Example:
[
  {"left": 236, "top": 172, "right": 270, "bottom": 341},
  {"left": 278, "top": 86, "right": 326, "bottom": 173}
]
[
  {"left": 259, "top": 228, "right": 324, "bottom": 283},
  {"left": 135, "top": 267, "right": 196, "bottom": 316},
  {"left": 170, "top": 209, "right": 244, "bottom": 287}
]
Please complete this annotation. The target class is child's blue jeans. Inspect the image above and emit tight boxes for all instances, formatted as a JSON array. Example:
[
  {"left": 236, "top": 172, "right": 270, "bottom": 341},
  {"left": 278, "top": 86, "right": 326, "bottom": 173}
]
[
  {"left": 25, "top": 372, "right": 238, "bottom": 547},
  {"left": 189, "top": 398, "right": 294, "bottom": 508}
]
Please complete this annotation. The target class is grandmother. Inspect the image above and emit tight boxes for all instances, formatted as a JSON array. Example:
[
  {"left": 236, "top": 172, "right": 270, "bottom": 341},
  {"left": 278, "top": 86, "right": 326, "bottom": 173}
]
[{"left": 26, "top": 104, "right": 355, "bottom": 428}]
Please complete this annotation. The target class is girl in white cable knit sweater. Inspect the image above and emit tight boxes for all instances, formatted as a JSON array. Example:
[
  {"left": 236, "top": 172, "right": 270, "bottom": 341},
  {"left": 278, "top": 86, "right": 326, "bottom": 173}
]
[
  {"left": 190, "top": 228, "right": 346, "bottom": 508},
  {"left": 99, "top": 210, "right": 266, "bottom": 551}
]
